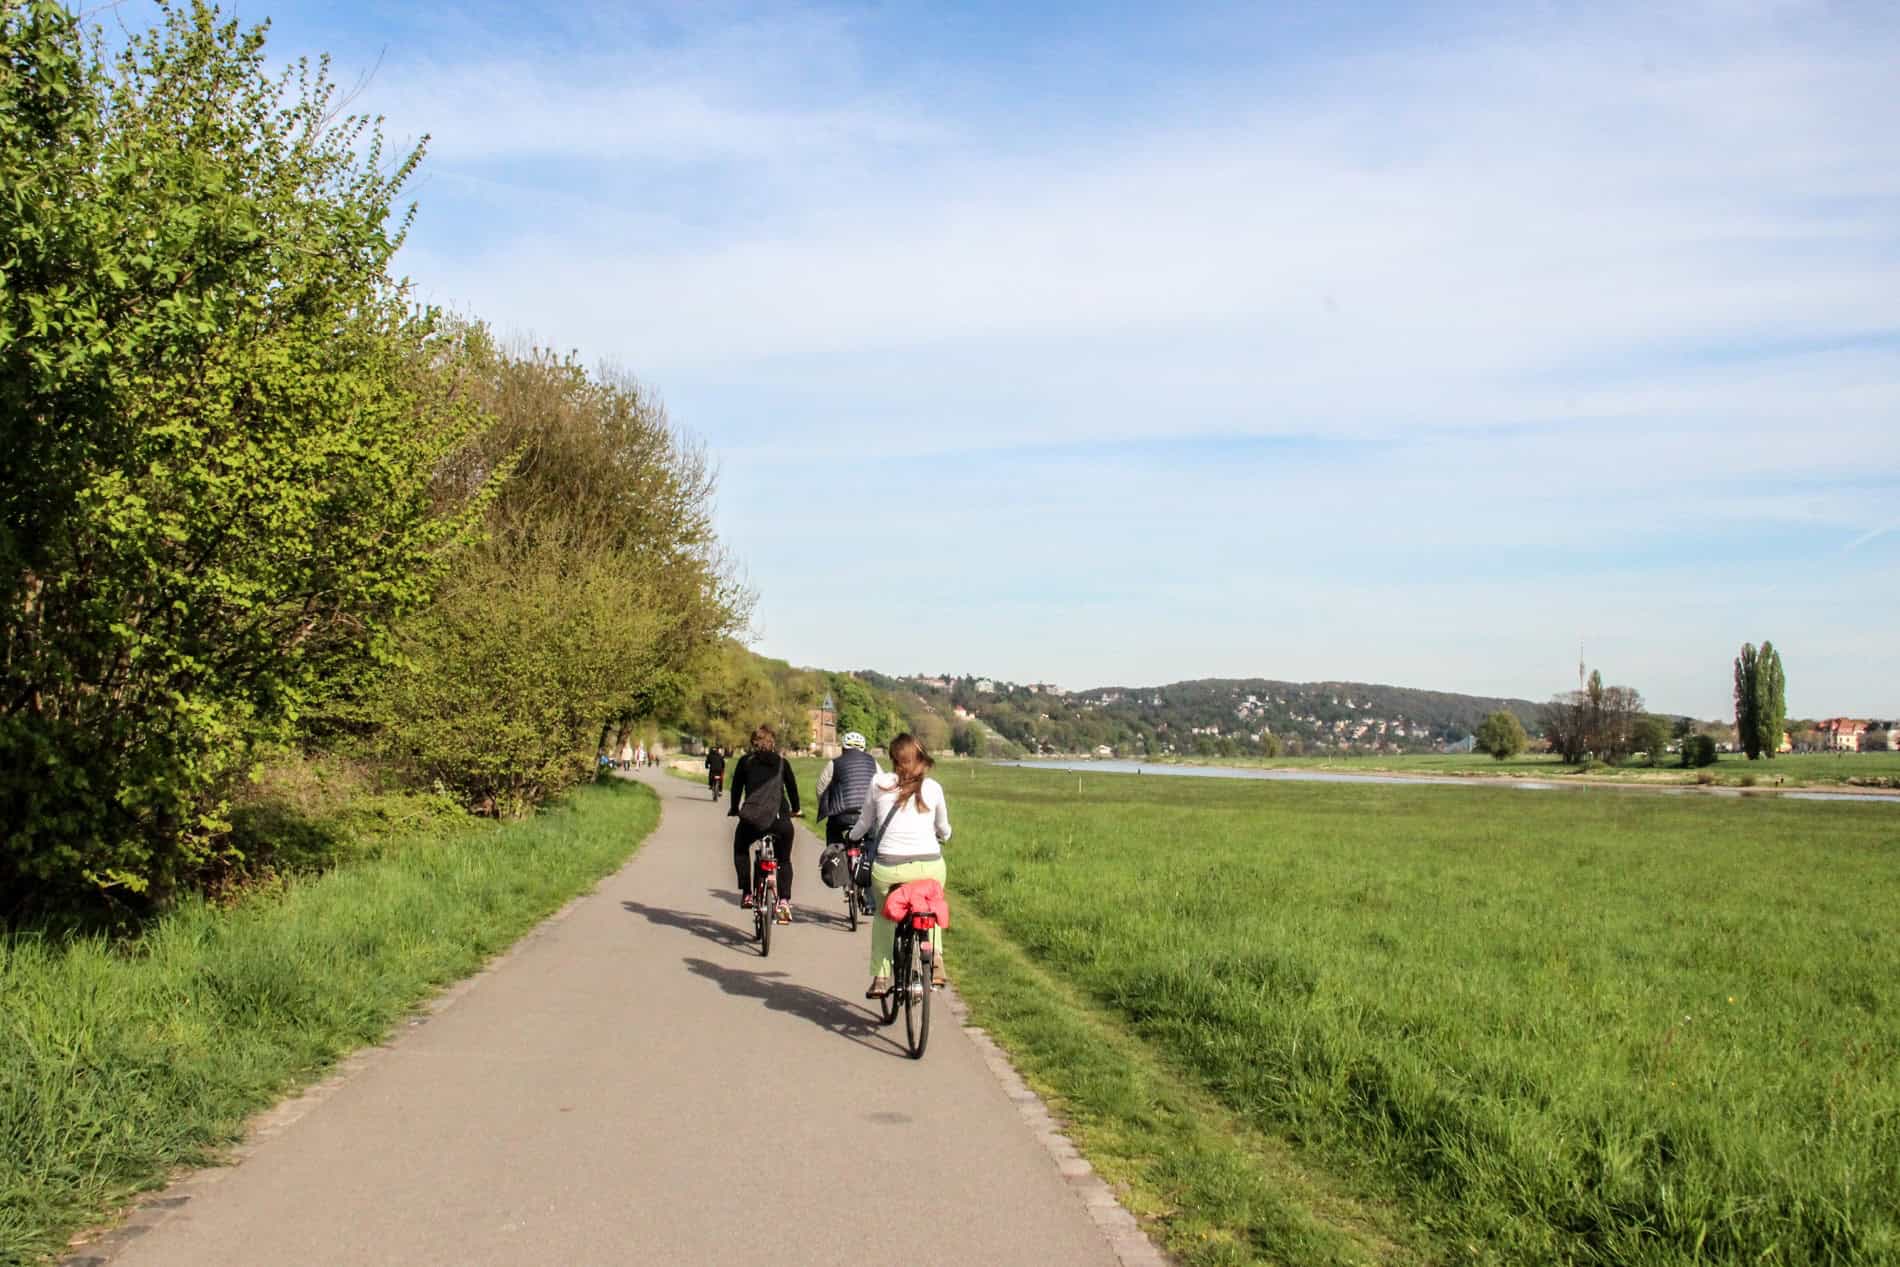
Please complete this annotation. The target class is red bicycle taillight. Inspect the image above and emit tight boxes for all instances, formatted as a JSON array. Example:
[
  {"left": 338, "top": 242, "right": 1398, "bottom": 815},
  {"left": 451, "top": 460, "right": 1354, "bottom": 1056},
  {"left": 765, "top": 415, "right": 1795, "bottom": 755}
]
[
  {"left": 911, "top": 914, "right": 936, "bottom": 930},
  {"left": 760, "top": 860, "right": 776, "bottom": 872}
]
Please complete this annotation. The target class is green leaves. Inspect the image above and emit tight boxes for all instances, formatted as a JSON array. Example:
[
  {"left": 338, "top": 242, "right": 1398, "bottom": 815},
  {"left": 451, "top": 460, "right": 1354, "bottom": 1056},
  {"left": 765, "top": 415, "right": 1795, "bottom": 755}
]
[
  {"left": 1, "top": 2, "right": 490, "bottom": 910},
  {"left": 1733, "top": 641, "right": 1787, "bottom": 761}
]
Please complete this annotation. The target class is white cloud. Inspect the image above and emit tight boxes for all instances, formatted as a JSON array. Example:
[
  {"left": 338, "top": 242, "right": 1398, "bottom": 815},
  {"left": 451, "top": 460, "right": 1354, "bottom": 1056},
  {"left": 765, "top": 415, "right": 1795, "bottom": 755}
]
[{"left": 341, "top": 1, "right": 1900, "bottom": 712}]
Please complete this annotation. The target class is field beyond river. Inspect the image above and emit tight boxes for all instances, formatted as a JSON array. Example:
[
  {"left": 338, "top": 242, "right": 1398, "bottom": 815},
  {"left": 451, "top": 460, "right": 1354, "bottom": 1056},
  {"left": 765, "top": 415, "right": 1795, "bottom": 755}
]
[
  {"left": 1024, "top": 749, "right": 1900, "bottom": 793},
  {"left": 806, "top": 760, "right": 1899, "bottom": 1265}
]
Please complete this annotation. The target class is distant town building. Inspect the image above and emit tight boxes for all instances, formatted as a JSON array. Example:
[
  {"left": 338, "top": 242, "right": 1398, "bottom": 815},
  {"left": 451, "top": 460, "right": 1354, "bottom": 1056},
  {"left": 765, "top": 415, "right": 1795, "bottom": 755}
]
[
  {"left": 807, "top": 692, "right": 839, "bottom": 758},
  {"left": 974, "top": 679, "right": 996, "bottom": 694},
  {"left": 1816, "top": 718, "right": 1868, "bottom": 752}
]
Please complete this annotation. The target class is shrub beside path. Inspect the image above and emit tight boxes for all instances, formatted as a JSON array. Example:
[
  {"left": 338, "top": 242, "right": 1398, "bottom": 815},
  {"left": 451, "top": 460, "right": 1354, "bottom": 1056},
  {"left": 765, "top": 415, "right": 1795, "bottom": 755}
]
[{"left": 87, "top": 771, "right": 1131, "bottom": 1266}]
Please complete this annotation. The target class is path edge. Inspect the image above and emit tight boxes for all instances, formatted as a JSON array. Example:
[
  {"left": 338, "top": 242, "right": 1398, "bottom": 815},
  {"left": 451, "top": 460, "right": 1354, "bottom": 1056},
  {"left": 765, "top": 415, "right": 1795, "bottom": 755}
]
[
  {"left": 944, "top": 986, "right": 1174, "bottom": 1267},
  {"left": 59, "top": 787, "right": 656, "bottom": 1267}
]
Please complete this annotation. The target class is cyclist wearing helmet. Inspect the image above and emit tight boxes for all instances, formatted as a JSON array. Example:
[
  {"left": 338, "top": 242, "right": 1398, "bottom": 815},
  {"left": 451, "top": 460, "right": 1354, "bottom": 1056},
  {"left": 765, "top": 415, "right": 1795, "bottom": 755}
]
[{"left": 816, "top": 732, "right": 881, "bottom": 847}]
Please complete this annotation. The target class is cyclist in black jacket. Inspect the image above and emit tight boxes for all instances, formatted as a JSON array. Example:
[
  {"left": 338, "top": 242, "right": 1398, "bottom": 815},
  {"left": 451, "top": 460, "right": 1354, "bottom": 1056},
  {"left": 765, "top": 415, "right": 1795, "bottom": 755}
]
[
  {"left": 704, "top": 745, "right": 727, "bottom": 798},
  {"left": 727, "top": 725, "right": 802, "bottom": 923}
]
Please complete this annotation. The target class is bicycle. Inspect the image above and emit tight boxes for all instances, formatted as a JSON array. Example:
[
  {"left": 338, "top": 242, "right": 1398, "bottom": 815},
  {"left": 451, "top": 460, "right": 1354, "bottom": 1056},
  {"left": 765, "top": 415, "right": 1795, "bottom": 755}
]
[
  {"left": 876, "top": 893, "right": 937, "bottom": 1059},
  {"left": 749, "top": 837, "right": 778, "bottom": 957},
  {"left": 841, "top": 843, "right": 875, "bottom": 931},
  {"left": 708, "top": 770, "right": 724, "bottom": 801}
]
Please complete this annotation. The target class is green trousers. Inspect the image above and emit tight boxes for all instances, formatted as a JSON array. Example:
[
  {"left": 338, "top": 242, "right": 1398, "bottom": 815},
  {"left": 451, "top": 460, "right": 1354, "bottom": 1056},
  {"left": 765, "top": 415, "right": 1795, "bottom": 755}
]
[{"left": 869, "top": 857, "right": 947, "bottom": 977}]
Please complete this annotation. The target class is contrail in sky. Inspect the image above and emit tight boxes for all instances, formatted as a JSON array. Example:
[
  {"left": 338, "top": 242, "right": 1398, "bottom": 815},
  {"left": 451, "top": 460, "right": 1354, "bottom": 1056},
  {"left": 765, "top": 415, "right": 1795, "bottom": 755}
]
[{"left": 1845, "top": 520, "right": 1900, "bottom": 552}]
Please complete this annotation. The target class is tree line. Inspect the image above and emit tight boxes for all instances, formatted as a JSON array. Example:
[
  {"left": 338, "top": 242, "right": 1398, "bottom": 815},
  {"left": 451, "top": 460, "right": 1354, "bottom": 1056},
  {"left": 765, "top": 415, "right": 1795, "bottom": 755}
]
[
  {"left": 1, "top": 3, "right": 742, "bottom": 914},
  {"left": 1476, "top": 641, "right": 1791, "bottom": 767}
]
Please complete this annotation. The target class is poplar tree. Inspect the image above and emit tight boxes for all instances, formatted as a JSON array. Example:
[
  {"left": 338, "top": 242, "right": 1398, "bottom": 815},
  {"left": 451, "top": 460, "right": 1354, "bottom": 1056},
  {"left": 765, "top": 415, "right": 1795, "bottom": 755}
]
[{"left": 1734, "top": 641, "right": 1786, "bottom": 760}]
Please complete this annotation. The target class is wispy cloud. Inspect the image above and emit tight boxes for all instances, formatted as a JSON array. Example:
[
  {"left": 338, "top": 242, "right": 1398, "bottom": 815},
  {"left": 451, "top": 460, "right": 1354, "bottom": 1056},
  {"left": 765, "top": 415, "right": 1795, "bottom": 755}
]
[{"left": 274, "top": 0, "right": 1900, "bottom": 716}]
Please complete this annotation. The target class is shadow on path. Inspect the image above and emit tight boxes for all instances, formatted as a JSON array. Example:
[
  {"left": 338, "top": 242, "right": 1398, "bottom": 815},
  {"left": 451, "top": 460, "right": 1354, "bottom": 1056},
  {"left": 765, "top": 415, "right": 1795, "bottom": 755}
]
[
  {"left": 621, "top": 900, "right": 753, "bottom": 952},
  {"left": 682, "top": 957, "right": 906, "bottom": 1058}
]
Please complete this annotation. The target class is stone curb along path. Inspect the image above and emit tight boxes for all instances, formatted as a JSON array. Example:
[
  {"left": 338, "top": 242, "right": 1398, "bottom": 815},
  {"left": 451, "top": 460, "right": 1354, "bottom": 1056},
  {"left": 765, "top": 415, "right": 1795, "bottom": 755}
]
[
  {"left": 947, "top": 992, "right": 1172, "bottom": 1267},
  {"left": 66, "top": 770, "right": 1171, "bottom": 1267}
]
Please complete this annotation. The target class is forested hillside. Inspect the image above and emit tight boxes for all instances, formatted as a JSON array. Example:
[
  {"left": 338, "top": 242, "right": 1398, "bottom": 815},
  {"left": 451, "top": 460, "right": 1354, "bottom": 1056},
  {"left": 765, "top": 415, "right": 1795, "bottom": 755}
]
[{"left": 861, "top": 673, "right": 1543, "bottom": 758}]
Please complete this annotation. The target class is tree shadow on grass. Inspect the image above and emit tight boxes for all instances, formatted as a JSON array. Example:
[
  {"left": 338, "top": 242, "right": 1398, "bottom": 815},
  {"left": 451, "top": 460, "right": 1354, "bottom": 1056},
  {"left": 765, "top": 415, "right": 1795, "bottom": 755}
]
[
  {"left": 681, "top": 956, "right": 906, "bottom": 1058},
  {"left": 621, "top": 900, "right": 753, "bottom": 953}
]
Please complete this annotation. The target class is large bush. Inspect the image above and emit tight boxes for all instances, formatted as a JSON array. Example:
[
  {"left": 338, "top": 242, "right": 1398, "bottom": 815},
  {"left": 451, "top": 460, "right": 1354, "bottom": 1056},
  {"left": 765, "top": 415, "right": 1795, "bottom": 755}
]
[
  {"left": 371, "top": 342, "right": 746, "bottom": 809},
  {"left": 0, "top": 3, "right": 487, "bottom": 908}
]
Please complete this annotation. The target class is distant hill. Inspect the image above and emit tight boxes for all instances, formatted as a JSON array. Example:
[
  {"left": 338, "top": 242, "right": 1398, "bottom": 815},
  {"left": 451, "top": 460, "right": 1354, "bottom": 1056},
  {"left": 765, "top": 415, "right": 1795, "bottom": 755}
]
[{"left": 862, "top": 672, "right": 1543, "bottom": 758}]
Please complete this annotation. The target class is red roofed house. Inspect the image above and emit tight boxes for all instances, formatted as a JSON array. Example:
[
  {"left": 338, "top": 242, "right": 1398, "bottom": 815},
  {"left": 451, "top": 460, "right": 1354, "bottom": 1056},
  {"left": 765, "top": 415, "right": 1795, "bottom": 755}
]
[{"left": 1815, "top": 718, "right": 1868, "bottom": 752}]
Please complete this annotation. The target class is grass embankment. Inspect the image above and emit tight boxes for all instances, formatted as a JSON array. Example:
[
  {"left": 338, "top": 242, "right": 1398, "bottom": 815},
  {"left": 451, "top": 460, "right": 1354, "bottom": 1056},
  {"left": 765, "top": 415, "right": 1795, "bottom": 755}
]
[
  {"left": 0, "top": 778, "right": 659, "bottom": 1267},
  {"left": 934, "top": 763, "right": 1900, "bottom": 1265},
  {"left": 1132, "top": 750, "right": 1900, "bottom": 790}
]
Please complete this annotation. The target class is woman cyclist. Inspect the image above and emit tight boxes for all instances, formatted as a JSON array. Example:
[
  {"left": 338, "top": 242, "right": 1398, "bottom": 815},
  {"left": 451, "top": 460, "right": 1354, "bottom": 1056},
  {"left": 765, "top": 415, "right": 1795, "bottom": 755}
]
[
  {"left": 848, "top": 733, "right": 949, "bottom": 997},
  {"left": 728, "top": 725, "right": 802, "bottom": 923}
]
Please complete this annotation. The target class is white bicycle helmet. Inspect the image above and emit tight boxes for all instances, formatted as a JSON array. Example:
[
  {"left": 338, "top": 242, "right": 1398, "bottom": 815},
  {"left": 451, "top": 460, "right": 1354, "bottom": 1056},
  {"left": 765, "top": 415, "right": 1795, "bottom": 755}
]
[{"left": 841, "top": 731, "right": 867, "bottom": 750}]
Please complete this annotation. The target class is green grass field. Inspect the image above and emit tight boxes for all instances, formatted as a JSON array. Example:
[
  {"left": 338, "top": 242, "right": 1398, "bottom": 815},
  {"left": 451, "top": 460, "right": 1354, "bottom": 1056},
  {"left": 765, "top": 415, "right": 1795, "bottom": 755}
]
[
  {"left": 920, "top": 763, "right": 1900, "bottom": 1265},
  {"left": 1133, "top": 749, "right": 1900, "bottom": 790},
  {"left": 0, "top": 779, "right": 660, "bottom": 1267}
]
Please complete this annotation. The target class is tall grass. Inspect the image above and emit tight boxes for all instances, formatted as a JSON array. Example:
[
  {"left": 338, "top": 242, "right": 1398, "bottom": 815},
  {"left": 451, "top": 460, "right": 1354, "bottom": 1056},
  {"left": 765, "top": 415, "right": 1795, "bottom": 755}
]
[
  {"left": 939, "top": 764, "right": 1900, "bottom": 1265},
  {"left": 0, "top": 779, "right": 658, "bottom": 1266}
]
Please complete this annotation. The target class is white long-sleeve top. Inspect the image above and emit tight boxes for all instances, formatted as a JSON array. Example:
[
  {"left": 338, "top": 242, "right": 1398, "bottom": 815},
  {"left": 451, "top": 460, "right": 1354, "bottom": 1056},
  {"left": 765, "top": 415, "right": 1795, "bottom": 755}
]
[{"left": 848, "top": 772, "right": 951, "bottom": 861}]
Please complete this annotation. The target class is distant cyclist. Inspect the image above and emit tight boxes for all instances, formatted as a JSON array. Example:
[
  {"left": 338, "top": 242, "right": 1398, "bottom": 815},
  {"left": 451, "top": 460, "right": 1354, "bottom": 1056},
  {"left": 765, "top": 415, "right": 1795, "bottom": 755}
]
[
  {"left": 705, "top": 745, "right": 727, "bottom": 798},
  {"left": 816, "top": 731, "right": 881, "bottom": 853},
  {"left": 728, "top": 726, "right": 802, "bottom": 923}
]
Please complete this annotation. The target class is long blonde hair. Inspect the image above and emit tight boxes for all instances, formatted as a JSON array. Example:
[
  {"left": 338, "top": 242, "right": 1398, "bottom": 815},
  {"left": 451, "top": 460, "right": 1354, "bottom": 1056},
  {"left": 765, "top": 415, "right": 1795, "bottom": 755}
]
[{"left": 888, "top": 732, "right": 934, "bottom": 813}]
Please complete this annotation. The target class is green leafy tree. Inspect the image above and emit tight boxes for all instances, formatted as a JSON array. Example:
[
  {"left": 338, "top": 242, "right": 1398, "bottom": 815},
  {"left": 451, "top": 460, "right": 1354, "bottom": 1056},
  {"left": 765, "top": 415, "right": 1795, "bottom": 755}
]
[
  {"left": 376, "top": 545, "right": 658, "bottom": 816},
  {"left": 1734, "top": 641, "right": 1788, "bottom": 760},
  {"left": 1632, "top": 714, "right": 1672, "bottom": 766},
  {"left": 372, "top": 334, "right": 747, "bottom": 807},
  {"left": 1680, "top": 734, "right": 1718, "bottom": 768},
  {"left": 1, "top": 2, "right": 489, "bottom": 906},
  {"left": 828, "top": 673, "right": 903, "bottom": 748},
  {"left": 1476, "top": 710, "right": 1528, "bottom": 760}
]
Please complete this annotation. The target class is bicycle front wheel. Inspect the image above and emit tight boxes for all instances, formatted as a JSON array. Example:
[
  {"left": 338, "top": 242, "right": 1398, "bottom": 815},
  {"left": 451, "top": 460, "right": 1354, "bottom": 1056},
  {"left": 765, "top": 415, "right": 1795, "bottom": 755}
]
[{"left": 905, "top": 930, "right": 931, "bottom": 1059}]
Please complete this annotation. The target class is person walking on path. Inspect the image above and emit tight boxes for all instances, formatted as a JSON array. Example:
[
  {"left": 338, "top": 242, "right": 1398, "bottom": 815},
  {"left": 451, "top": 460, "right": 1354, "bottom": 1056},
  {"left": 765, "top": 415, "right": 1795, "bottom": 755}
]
[
  {"left": 849, "top": 733, "right": 949, "bottom": 997},
  {"left": 728, "top": 725, "right": 802, "bottom": 923}
]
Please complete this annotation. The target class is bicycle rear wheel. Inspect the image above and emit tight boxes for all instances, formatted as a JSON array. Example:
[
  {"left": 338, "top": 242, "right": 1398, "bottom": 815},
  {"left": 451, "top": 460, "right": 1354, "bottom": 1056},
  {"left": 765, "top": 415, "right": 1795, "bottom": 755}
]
[
  {"left": 878, "top": 927, "right": 903, "bottom": 1025},
  {"left": 904, "top": 927, "right": 931, "bottom": 1059}
]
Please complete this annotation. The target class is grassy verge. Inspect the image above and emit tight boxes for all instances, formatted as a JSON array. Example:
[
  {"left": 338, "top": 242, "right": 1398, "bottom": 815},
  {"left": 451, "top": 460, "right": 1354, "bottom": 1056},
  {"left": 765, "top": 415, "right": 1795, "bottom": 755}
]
[
  {"left": 953, "top": 904, "right": 1431, "bottom": 1266},
  {"left": 937, "top": 763, "right": 1900, "bottom": 1265},
  {"left": 0, "top": 778, "right": 659, "bottom": 1266}
]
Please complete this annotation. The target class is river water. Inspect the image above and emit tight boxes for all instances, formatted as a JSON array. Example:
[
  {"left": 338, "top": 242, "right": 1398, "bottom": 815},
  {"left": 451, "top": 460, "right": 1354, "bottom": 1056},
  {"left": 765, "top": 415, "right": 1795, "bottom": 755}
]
[{"left": 992, "top": 759, "right": 1895, "bottom": 804}]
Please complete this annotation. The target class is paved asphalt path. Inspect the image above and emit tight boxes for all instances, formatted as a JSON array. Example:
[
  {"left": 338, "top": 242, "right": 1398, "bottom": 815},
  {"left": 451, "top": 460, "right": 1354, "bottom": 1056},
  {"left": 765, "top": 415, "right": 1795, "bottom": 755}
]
[{"left": 105, "top": 770, "right": 1121, "bottom": 1266}]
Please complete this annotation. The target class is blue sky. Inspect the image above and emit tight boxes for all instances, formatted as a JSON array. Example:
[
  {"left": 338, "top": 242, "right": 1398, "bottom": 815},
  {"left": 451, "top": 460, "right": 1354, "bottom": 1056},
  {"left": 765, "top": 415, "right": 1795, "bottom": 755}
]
[{"left": 203, "top": 0, "right": 1897, "bottom": 717}]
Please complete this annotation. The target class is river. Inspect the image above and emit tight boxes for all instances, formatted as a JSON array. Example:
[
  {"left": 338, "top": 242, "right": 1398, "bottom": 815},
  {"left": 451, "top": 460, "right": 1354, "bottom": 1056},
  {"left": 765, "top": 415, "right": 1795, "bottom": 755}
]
[{"left": 992, "top": 759, "right": 1896, "bottom": 803}]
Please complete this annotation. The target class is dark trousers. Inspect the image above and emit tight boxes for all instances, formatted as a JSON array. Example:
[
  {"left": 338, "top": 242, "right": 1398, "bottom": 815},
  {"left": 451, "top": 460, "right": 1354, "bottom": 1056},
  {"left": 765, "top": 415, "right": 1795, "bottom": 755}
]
[
  {"left": 734, "top": 816, "right": 795, "bottom": 899},
  {"left": 824, "top": 815, "right": 859, "bottom": 847}
]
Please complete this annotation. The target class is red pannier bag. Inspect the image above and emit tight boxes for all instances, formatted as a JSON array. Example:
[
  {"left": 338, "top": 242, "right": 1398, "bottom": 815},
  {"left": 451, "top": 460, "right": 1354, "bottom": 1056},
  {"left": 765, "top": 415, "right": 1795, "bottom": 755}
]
[{"left": 881, "top": 879, "right": 950, "bottom": 929}]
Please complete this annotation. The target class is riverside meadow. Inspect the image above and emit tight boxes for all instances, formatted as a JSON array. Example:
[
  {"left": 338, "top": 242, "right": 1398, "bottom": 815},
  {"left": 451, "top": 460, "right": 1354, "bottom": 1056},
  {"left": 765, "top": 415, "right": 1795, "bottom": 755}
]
[{"left": 793, "top": 759, "right": 1900, "bottom": 1266}]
